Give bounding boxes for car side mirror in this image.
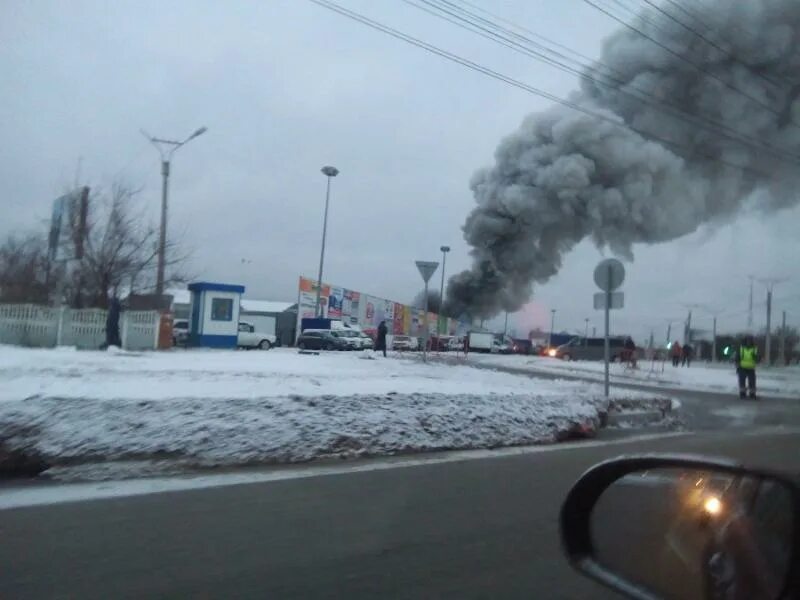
[560,455,800,600]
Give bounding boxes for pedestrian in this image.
[670,340,682,367]
[104,296,122,349]
[735,335,759,399]
[376,320,388,357]
[682,343,693,367]
[623,336,637,368]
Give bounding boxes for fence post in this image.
[121,312,129,350]
[56,307,66,347]
[153,312,161,350]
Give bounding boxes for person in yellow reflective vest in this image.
[734,335,759,399]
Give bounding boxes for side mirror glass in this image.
[561,457,799,600]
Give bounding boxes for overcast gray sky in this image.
[2,0,798,342]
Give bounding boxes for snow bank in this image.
[0,346,668,478]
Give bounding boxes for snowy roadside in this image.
[0,346,674,480]
[467,354,800,399]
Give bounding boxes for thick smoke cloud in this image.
[447,0,800,318]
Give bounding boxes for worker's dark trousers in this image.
[737,368,756,397]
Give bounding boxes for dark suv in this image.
[296,330,349,351]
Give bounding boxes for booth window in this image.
[211,298,233,321]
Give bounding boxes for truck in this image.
[468,331,494,353]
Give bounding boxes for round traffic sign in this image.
[594,258,625,292]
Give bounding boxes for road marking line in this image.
[2,429,795,510]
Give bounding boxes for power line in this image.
[306,0,780,179]
[404,0,800,166]
[661,0,798,88]
[638,0,786,91]
[580,0,800,131]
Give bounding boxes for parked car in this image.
[492,339,514,354]
[336,329,363,350]
[511,339,532,355]
[237,321,277,350]
[430,335,454,351]
[172,319,189,346]
[296,329,350,351]
[447,336,465,352]
[392,335,418,351]
[358,331,374,350]
[545,336,627,361]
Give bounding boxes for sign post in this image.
[415,260,439,363]
[593,259,625,398]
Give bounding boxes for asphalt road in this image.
[2,429,799,599]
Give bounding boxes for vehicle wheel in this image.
[298,341,306,350]
[258,339,272,350]
[562,353,571,361]
[323,343,333,351]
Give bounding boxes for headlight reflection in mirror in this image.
[590,467,793,600]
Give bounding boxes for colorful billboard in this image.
[296,275,468,339]
[328,286,344,318]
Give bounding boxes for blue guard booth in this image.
[187,282,246,348]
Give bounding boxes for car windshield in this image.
[3,2,797,599]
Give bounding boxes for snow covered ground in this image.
[468,354,800,399]
[0,345,670,479]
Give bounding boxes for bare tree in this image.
[0,233,52,303]
[69,183,165,308]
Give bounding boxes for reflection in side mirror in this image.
[561,457,799,600]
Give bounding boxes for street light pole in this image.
[438,245,450,334]
[548,309,556,348]
[142,126,207,296]
[315,166,339,317]
[584,318,589,345]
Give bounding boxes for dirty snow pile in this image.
[0,345,663,477]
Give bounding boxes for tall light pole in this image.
[315,166,339,317]
[759,278,787,366]
[438,245,450,334]
[584,318,589,344]
[142,126,207,296]
[548,309,556,348]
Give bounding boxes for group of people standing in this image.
[669,341,694,367]
[669,337,760,399]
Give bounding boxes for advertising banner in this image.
[393,302,404,334]
[364,296,377,328]
[297,274,456,340]
[328,286,344,318]
[384,300,394,322]
[299,276,329,298]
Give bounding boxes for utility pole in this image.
[712,316,717,363]
[438,246,450,334]
[780,310,787,366]
[666,322,672,347]
[142,127,207,296]
[584,318,589,345]
[503,311,509,337]
[759,278,787,366]
[765,289,773,365]
[548,309,556,348]
[684,310,692,345]
[747,275,754,330]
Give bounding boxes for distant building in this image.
[240,299,297,347]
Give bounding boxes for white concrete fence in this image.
[0,304,161,350]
